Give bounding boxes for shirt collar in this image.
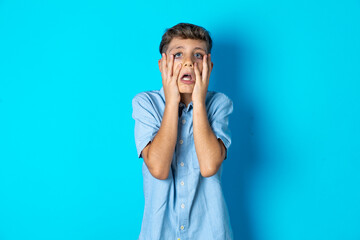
[160,86,193,113]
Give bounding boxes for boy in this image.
[132,23,234,240]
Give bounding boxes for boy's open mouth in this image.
[180,73,194,82]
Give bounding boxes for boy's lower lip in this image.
[180,79,194,85]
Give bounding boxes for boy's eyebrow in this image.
[168,46,184,52]
[193,47,206,52]
[169,46,206,53]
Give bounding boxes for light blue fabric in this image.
[132,87,234,240]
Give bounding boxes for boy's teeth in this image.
[183,77,191,80]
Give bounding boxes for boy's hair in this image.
[159,23,212,55]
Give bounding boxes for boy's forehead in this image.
[167,38,207,53]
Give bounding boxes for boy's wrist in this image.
[165,100,180,109]
[192,100,206,109]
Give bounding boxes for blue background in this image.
[1,0,359,239]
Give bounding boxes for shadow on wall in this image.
[211,31,262,240]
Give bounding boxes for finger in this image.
[202,54,208,81]
[167,54,174,79]
[194,62,201,83]
[172,63,182,81]
[208,54,212,73]
[161,53,167,77]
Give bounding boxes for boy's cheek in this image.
[174,59,181,66]
[174,63,181,69]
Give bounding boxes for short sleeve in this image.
[132,93,161,158]
[208,93,233,160]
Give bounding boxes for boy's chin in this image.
[178,84,194,94]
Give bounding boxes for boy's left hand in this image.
[192,54,213,105]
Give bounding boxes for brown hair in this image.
[159,23,212,55]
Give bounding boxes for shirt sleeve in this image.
[132,93,161,158]
[208,93,233,160]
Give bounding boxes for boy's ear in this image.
[158,59,162,73]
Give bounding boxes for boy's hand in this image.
[192,54,212,105]
[160,53,182,105]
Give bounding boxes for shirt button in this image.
[181,203,185,209]
[180,225,185,230]
[180,162,184,167]
[182,119,186,124]
[179,139,183,144]
[180,181,184,186]
[177,238,181,240]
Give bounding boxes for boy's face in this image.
[158,37,213,94]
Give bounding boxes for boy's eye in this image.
[174,52,182,58]
[194,53,203,59]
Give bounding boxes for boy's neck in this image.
[180,93,192,107]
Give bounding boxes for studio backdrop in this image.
[0,0,359,239]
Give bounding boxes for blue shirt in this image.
[132,87,234,240]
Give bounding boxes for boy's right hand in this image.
[160,53,182,105]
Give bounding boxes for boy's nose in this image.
[183,56,194,67]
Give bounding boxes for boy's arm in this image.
[192,54,226,178]
[193,103,226,178]
[142,101,179,180]
[142,53,182,180]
